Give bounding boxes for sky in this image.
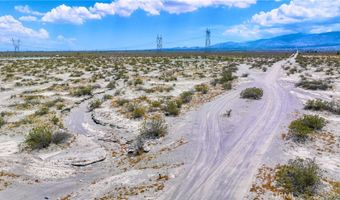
[0,0,340,51]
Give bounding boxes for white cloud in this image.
[224,24,292,41]
[0,15,48,41]
[15,5,44,16]
[42,4,102,25]
[252,0,340,26]
[223,0,340,41]
[19,15,37,22]
[41,0,256,24]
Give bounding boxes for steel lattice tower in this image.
[156,34,163,50]
[11,38,21,52]
[205,29,211,48]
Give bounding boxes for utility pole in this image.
[205,29,211,48]
[156,34,162,50]
[11,38,21,52]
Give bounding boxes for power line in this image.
[11,38,21,52]
[156,34,163,50]
[205,28,211,48]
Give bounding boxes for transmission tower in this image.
[156,34,162,50]
[205,29,211,48]
[11,38,21,52]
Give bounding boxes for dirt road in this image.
[161,53,300,200]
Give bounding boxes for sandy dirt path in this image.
[161,53,299,200]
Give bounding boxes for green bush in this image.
[289,115,326,141]
[0,116,5,127]
[305,99,340,115]
[276,158,321,197]
[296,80,332,90]
[89,99,102,111]
[195,84,209,94]
[240,87,263,100]
[25,126,52,150]
[165,100,180,116]
[116,98,129,106]
[140,115,168,139]
[71,85,92,96]
[134,77,143,86]
[180,91,193,104]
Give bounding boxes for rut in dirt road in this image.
[162,54,300,200]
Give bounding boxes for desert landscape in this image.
[0,51,338,200]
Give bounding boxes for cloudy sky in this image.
[0,0,339,51]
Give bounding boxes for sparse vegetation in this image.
[51,131,71,144]
[276,158,321,197]
[240,87,263,100]
[195,84,209,94]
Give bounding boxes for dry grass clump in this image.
[71,85,93,96]
[305,99,340,115]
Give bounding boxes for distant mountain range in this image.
[172,32,340,51]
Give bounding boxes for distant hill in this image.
[210,32,340,51]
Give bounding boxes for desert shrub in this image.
[276,158,321,197]
[222,82,232,90]
[165,100,180,116]
[140,115,168,139]
[296,80,332,90]
[195,84,209,94]
[304,99,340,115]
[51,115,60,125]
[180,91,193,104]
[240,87,263,100]
[71,85,93,96]
[151,100,162,108]
[241,73,249,77]
[89,99,102,111]
[134,77,143,86]
[56,103,65,110]
[35,107,49,116]
[106,81,116,89]
[25,126,52,150]
[0,116,5,127]
[131,106,146,119]
[116,98,129,106]
[219,69,234,84]
[51,131,71,144]
[102,94,113,100]
[289,115,326,141]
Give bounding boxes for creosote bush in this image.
[276,158,321,197]
[132,106,146,119]
[140,115,168,139]
[240,87,263,100]
[288,115,326,141]
[25,126,52,150]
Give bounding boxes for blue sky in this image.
[0,0,339,51]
